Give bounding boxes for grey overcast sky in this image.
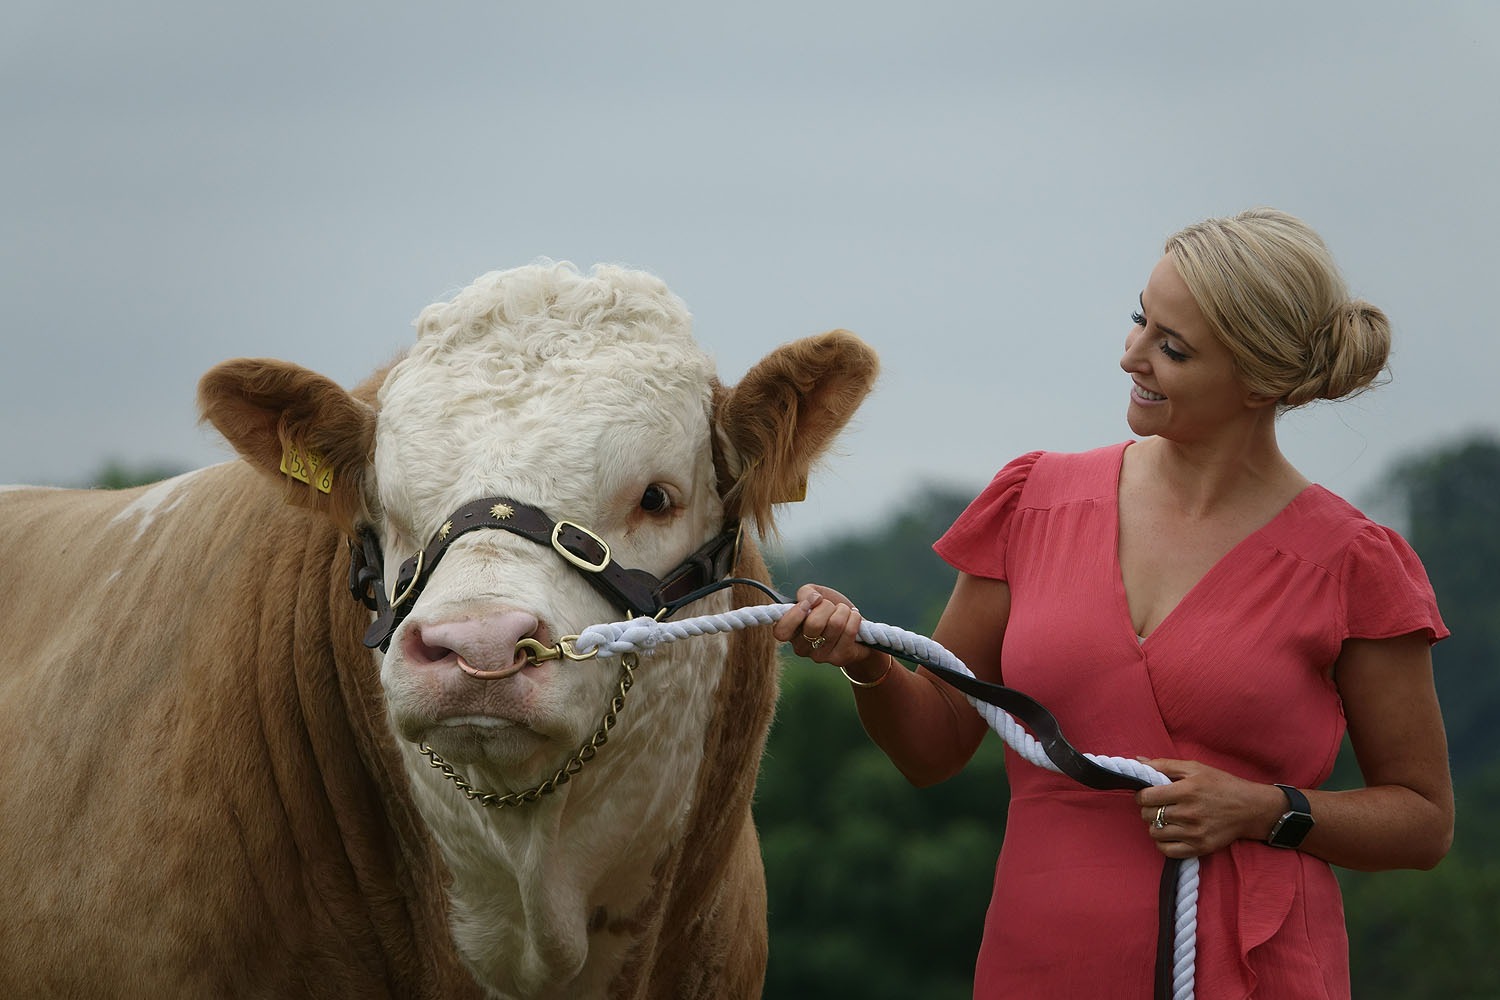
[3,1,1496,548]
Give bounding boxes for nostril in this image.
[404,625,458,669]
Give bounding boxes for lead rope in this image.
[571,605,1199,1000]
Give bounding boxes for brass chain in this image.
[416,652,638,809]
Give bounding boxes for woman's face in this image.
[1119,255,1262,443]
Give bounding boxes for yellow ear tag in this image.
[772,475,808,504]
[279,443,334,494]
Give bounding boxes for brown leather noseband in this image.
[349,497,741,652]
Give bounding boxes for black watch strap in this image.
[1267,783,1315,848]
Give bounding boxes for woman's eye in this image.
[640,484,673,514]
[1159,341,1188,363]
[1130,309,1146,327]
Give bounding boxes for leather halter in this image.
[349,496,741,652]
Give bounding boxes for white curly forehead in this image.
[374,262,719,530]
[413,261,701,360]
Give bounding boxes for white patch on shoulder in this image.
[107,469,203,542]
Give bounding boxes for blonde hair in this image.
[1165,208,1390,408]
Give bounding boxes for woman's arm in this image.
[1136,631,1454,869]
[773,573,1010,787]
[1302,631,1454,870]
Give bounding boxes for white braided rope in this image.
[575,606,1199,1000]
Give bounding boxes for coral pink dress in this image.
[932,444,1446,999]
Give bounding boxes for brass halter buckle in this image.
[551,520,611,573]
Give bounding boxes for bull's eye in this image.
[640,484,673,515]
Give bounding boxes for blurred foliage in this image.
[88,460,187,489]
[1341,760,1500,998]
[1372,436,1500,779]
[766,485,974,637]
[758,662,1007,1000]
[1340,434,1500,997]
[761,486,998,1000]
[757,435,1500,998]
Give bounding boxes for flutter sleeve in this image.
[1339,523,1450,644]
[931,451,1042,582]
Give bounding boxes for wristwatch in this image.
[1267,783,1315,848]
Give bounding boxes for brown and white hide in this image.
[0,262,878,999]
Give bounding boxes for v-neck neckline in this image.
[1111,442,1317,647]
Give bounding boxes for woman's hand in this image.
[1134,758,1285,858]
[774,573,1006,786]
[771,583,889,682]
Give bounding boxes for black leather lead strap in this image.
[1154,857,1183,999]
[860,643,1151,793]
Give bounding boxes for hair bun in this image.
[1285,298,1390,406]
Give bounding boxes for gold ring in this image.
[1153,805,1168,830]
[804,635,826,650]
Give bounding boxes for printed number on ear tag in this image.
[280,444,334,494]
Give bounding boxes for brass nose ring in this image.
[457,654,527,681]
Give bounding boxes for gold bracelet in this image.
[840,655,894,688]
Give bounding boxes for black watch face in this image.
[1272,812,1315,846]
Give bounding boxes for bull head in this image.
[195,262,876,994]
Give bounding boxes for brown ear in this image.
[714,329,879,534]
[198,358,376,535]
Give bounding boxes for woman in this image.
[774,208,1453,998]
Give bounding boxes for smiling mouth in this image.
[1132,384,1166,402]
